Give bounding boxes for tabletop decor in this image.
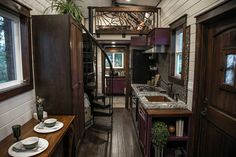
[8,138,49,157]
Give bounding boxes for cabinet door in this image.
[106,77,125,94]
[76,25,85,137]
[70,22,84,139]
[138,106,147,152]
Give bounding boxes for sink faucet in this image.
[156,79,173,98]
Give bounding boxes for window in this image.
[220,49,236,92]
[105,52,124,69]
[0,0,33,101]
[175,28,183,78]
[0,10,23,90]
[224,54,236,86]
[169,15,187,85]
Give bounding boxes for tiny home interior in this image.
[0,0,236,157]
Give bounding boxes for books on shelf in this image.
[176,119,184,137]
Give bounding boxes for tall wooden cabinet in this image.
[32,15,84,150]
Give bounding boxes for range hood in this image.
[144,45,168,53]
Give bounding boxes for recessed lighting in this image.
[126,0,131,2]
[111,41,116,44]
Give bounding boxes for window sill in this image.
[168,76,184,86]
[0,82,33,101]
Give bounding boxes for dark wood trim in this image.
[195,0,236,23]
[125,46,130,109]
[168,15,187,86]
[191,23,206,157]
[0,0,31,17]
[0,2,33,101]
[146,108,192,117]
[93,6,160,12]
[169,14,187,29]
[192,1,236,157]
[96,29,150,35]
[168,76,184,85]
[98,40,130,45]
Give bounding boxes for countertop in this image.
[132,84,187,109]
[0,115,74,157]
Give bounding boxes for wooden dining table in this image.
[0,115,74,157]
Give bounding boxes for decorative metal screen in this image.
[94,7,160,34]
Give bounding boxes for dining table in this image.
[0,115,74,157]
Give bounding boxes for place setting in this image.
[8,125,49,157]
[33,97,64,134]
[33,118,64,134]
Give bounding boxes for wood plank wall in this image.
[0,0,52,141]
[158,0,224,110]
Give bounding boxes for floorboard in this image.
[78,108,143,157]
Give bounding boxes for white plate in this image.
[8,138,49,157]
[33,121,64,134]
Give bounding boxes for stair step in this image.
[85,82,96,89]
[93,111,113,117]
[84,62,93,64]
[84,72,95,76]
[92,101,111,109]
[94,93,105,100]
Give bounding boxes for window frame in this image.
[220,48,236,92]
[105,50,125,69]
[168,15,187,85]
[0,0,33,101]
[0,9,23,89]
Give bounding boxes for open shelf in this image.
[168,136,189,142]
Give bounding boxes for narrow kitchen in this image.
[0,0,236,157]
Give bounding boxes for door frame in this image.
[101,44,130,109]
[192,1,236,157]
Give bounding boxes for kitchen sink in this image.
[145,96,172,102]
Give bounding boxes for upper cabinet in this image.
[147,28,170,46]
[145,28,170,53]
[130,36,147,47]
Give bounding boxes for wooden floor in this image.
[78,108,143,157]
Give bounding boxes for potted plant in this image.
[45,0,83,22]
[152,121,169,157]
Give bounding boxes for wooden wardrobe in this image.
[32,15,84,149]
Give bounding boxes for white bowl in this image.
[21,137,39,149]
[44,118,57,127]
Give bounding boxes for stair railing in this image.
[80,23,114,125]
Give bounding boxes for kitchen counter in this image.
[131,84,187,109]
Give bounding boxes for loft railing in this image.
[88,6,160,35]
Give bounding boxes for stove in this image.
[136,86,156,92]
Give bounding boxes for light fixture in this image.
[126,0,131,2]
[111,41,116,44]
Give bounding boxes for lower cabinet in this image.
[138,104,147,152]
[106,76,126,94]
